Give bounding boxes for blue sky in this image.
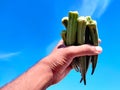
[0,0,120,90]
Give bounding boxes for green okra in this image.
[78,56,86,85]
[80,27,92,83]
[77,17,87,85]
[91,55,98,75]
[86,20,98,46]
[61,11,100,85]
[62,17,68,29]
[64,11,79,73]
[72,58,80,72]
[80,58,92,83]
[61,11,80,72]
[66,11,78,46]
[77,17,86,45]
[85,26,92,73]
[61,30,67,45]
[86,19,99,75]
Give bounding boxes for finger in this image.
[56,39,101,48]
[65,44,102,58]
[55,40,65,49]
[52,40,65,51]
[57,40,64,46]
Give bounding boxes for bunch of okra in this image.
[61,11,99,85]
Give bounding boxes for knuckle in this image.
[65,46,76,58]
[82,44,96,54]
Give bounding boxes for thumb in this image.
[65,44,102,58]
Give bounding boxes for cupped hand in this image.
[43,39,102,85]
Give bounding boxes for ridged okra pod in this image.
[77,17,87,85]
[61,30,67,45]
[80,21,92,84]
[62,17,68,29]
[86,18,99,75]
[85,25,92,74]
[61,11,80,72]
[61,17,68,46]
[66,11,78,46]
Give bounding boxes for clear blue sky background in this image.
[0,0,120,90]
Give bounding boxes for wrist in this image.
[1,57,54,90]
[38,57,54,89]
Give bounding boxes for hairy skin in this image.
[0,40,102,90]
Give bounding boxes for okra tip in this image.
[69,11,79,14]
[86,16,92,21]
[77,16,87,22]
[62,17,68,22]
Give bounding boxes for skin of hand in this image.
[0,39,102,90]
[41,39,102,85]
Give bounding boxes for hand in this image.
[0,40,102,90]
[41,39,102,85]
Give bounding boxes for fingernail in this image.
[95,46,102,53]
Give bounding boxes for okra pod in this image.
[66,11,78,46]
[86,19,99,75]
[61,30,67,45]
[77,17,87,85]
[62,17,68,29]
